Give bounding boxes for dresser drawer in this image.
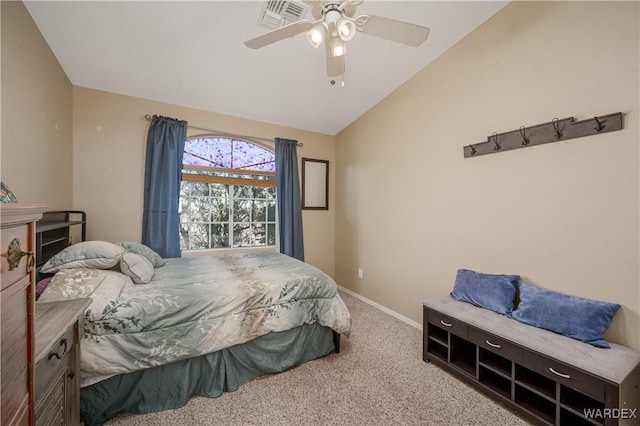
[427,309,468,338]
[469,326,522,363]
[519,350,605,402]
[34,373,65,426]
[1,275,32,426]
[1,224,32,291]
[35,326,74,401]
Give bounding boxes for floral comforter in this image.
[38,252,352,387]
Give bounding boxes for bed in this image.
[37,242,352,425]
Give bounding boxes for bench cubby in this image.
[423,296,640,426]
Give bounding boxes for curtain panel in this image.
[142,115,187,258]
[275,138,304,261]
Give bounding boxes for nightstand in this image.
[34,299,91,426]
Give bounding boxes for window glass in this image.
[179,137,276,251]
[183,137,275,171]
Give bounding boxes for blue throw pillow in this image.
[509,281,620,348]
[450,269,519,315]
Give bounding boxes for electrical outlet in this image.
[358,268,363,279]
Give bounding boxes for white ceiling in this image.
[24,1,508,135]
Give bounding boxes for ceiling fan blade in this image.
[325,40,345,77]
[244,20,315,49]
[360,14,430,47]
[304,0,325,20]
[339,0,363,18]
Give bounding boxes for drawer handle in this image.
[485,339,501,349]
[549,367,571,379]
[48,338,68,361]
[7,238,34,272]
[440,320,452,327]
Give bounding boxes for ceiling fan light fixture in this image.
[336,17,356,41]
[244,0,432,80]
[305,22,327,48]
[330,36,346,57]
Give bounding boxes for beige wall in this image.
[1,1,73,208]
[1,0,336,278]
[335,1,640,350]
[72,87,336,276]
[4,0,639,349]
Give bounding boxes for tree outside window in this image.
[179,137,276,251]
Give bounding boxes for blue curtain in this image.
[275,138,304,261]
[142,115,187,258]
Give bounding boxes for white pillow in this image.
[119,252,155,284]
[40,241,125,273]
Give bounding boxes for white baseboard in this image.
[338,286,422,331]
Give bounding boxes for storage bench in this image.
[423,296,640,426]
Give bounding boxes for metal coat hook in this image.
[469,144,477,156]
[593,116,605,132]
[519,126,530,146]
[491,132,501,151]
[552,118,563,139]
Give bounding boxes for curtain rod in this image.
[143,114,302,147]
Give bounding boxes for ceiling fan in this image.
[244,0,430,82]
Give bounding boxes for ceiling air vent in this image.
[258,0,309,29]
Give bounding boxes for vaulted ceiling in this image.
[25,1,508,135]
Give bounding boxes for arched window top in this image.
[183,136,275,172]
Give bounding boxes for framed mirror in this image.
[301,158,329,210]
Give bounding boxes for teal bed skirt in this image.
[81,323,336,426]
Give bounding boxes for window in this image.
[179,137,276,251]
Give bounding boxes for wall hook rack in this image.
[463,112,623,158]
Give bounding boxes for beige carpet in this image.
[106,290,531,425]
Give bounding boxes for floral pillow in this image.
[40,241,125,273]
[38,268,130,306]
[117,242,165,267]
[119,252,155,284]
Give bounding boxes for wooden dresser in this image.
[1,204,47,425]
[34,299,90,426]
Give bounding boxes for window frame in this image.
[179,136,278,254]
